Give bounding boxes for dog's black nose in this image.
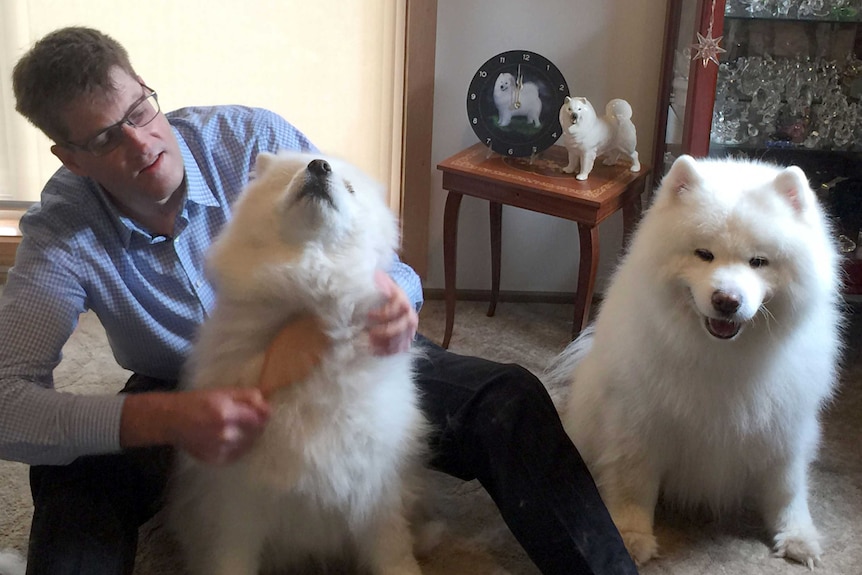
[308,159,332,176]
[711,291,741,315]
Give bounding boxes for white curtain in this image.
[0,0,405,207]
[0,0,47,203]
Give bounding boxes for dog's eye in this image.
[694,249,714,262]
[749,256,768,269]
[343,179,355,194]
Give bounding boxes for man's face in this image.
[51,67,185,219]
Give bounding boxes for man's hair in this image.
[12,26,137,143]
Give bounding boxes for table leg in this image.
[488,201,503,317]
[573,224,599,339]
[442,191,464,349]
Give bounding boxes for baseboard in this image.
[423,288,584,305]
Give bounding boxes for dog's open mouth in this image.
[705,317,742,339]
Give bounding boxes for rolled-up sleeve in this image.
[387,259,423,312]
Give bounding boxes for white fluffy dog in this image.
[559,96,640,180]
[546,155,841,568]
[493,72,542,127]
[168,151,429,575]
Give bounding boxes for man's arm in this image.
[119,387,271,465]
[0,212,276,466]
[0,227,105,465]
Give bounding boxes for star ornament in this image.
[692,31,726,68]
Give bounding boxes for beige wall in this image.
[1,0,404,204]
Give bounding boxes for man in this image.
[0,26,638,575]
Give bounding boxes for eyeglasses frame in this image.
[64,84,160,156]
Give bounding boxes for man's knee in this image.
[474,364,556,424]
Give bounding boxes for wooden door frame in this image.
[399,0,437,279]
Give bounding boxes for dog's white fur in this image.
[0,550,25,575]
[168,151,428,575]
[493,72,542,128]
[546,155,841,568]
[559,96,640,180]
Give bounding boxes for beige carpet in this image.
[1,298,861,574]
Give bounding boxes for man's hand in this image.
[120,388,271,465]
[367,270,418,356]
[166,388,271,464]
[258,314,330,398]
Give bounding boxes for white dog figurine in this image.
[168,151,429,575]
[547,155,840,568]
[559,96,640,180]
[494,72,542,128]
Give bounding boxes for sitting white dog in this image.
[559,96,641,180]
[547,156,840,568]
[168,151,429,575]
[493,72,542,128]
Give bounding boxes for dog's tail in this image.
[0,550,26,575]
[542,324,596,388]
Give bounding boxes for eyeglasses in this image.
[66,85,160,156]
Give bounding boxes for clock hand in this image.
[514,65,522,109]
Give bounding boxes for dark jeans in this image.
[27,335,637,575]
[27,375,174,575]
[413,336,636,575]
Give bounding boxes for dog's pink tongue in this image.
[707,318,740,339]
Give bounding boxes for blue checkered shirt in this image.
[0,105,423,465]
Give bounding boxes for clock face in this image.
[466,50,569,158]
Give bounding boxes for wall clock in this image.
[466,50,570,158]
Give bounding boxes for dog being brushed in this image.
[559,96,640,180]
[546,154,842,568]
[168,151,429,575]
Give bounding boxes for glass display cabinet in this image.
[653,0,862,293]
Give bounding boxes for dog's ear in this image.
[252,152,278,180]
[663,154,701,197]
[774,166,812,214]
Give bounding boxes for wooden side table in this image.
[0,214,23,284]
[437,143,649,348]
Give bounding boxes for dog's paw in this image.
[620,529,658,566]
[774,529,822,569]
